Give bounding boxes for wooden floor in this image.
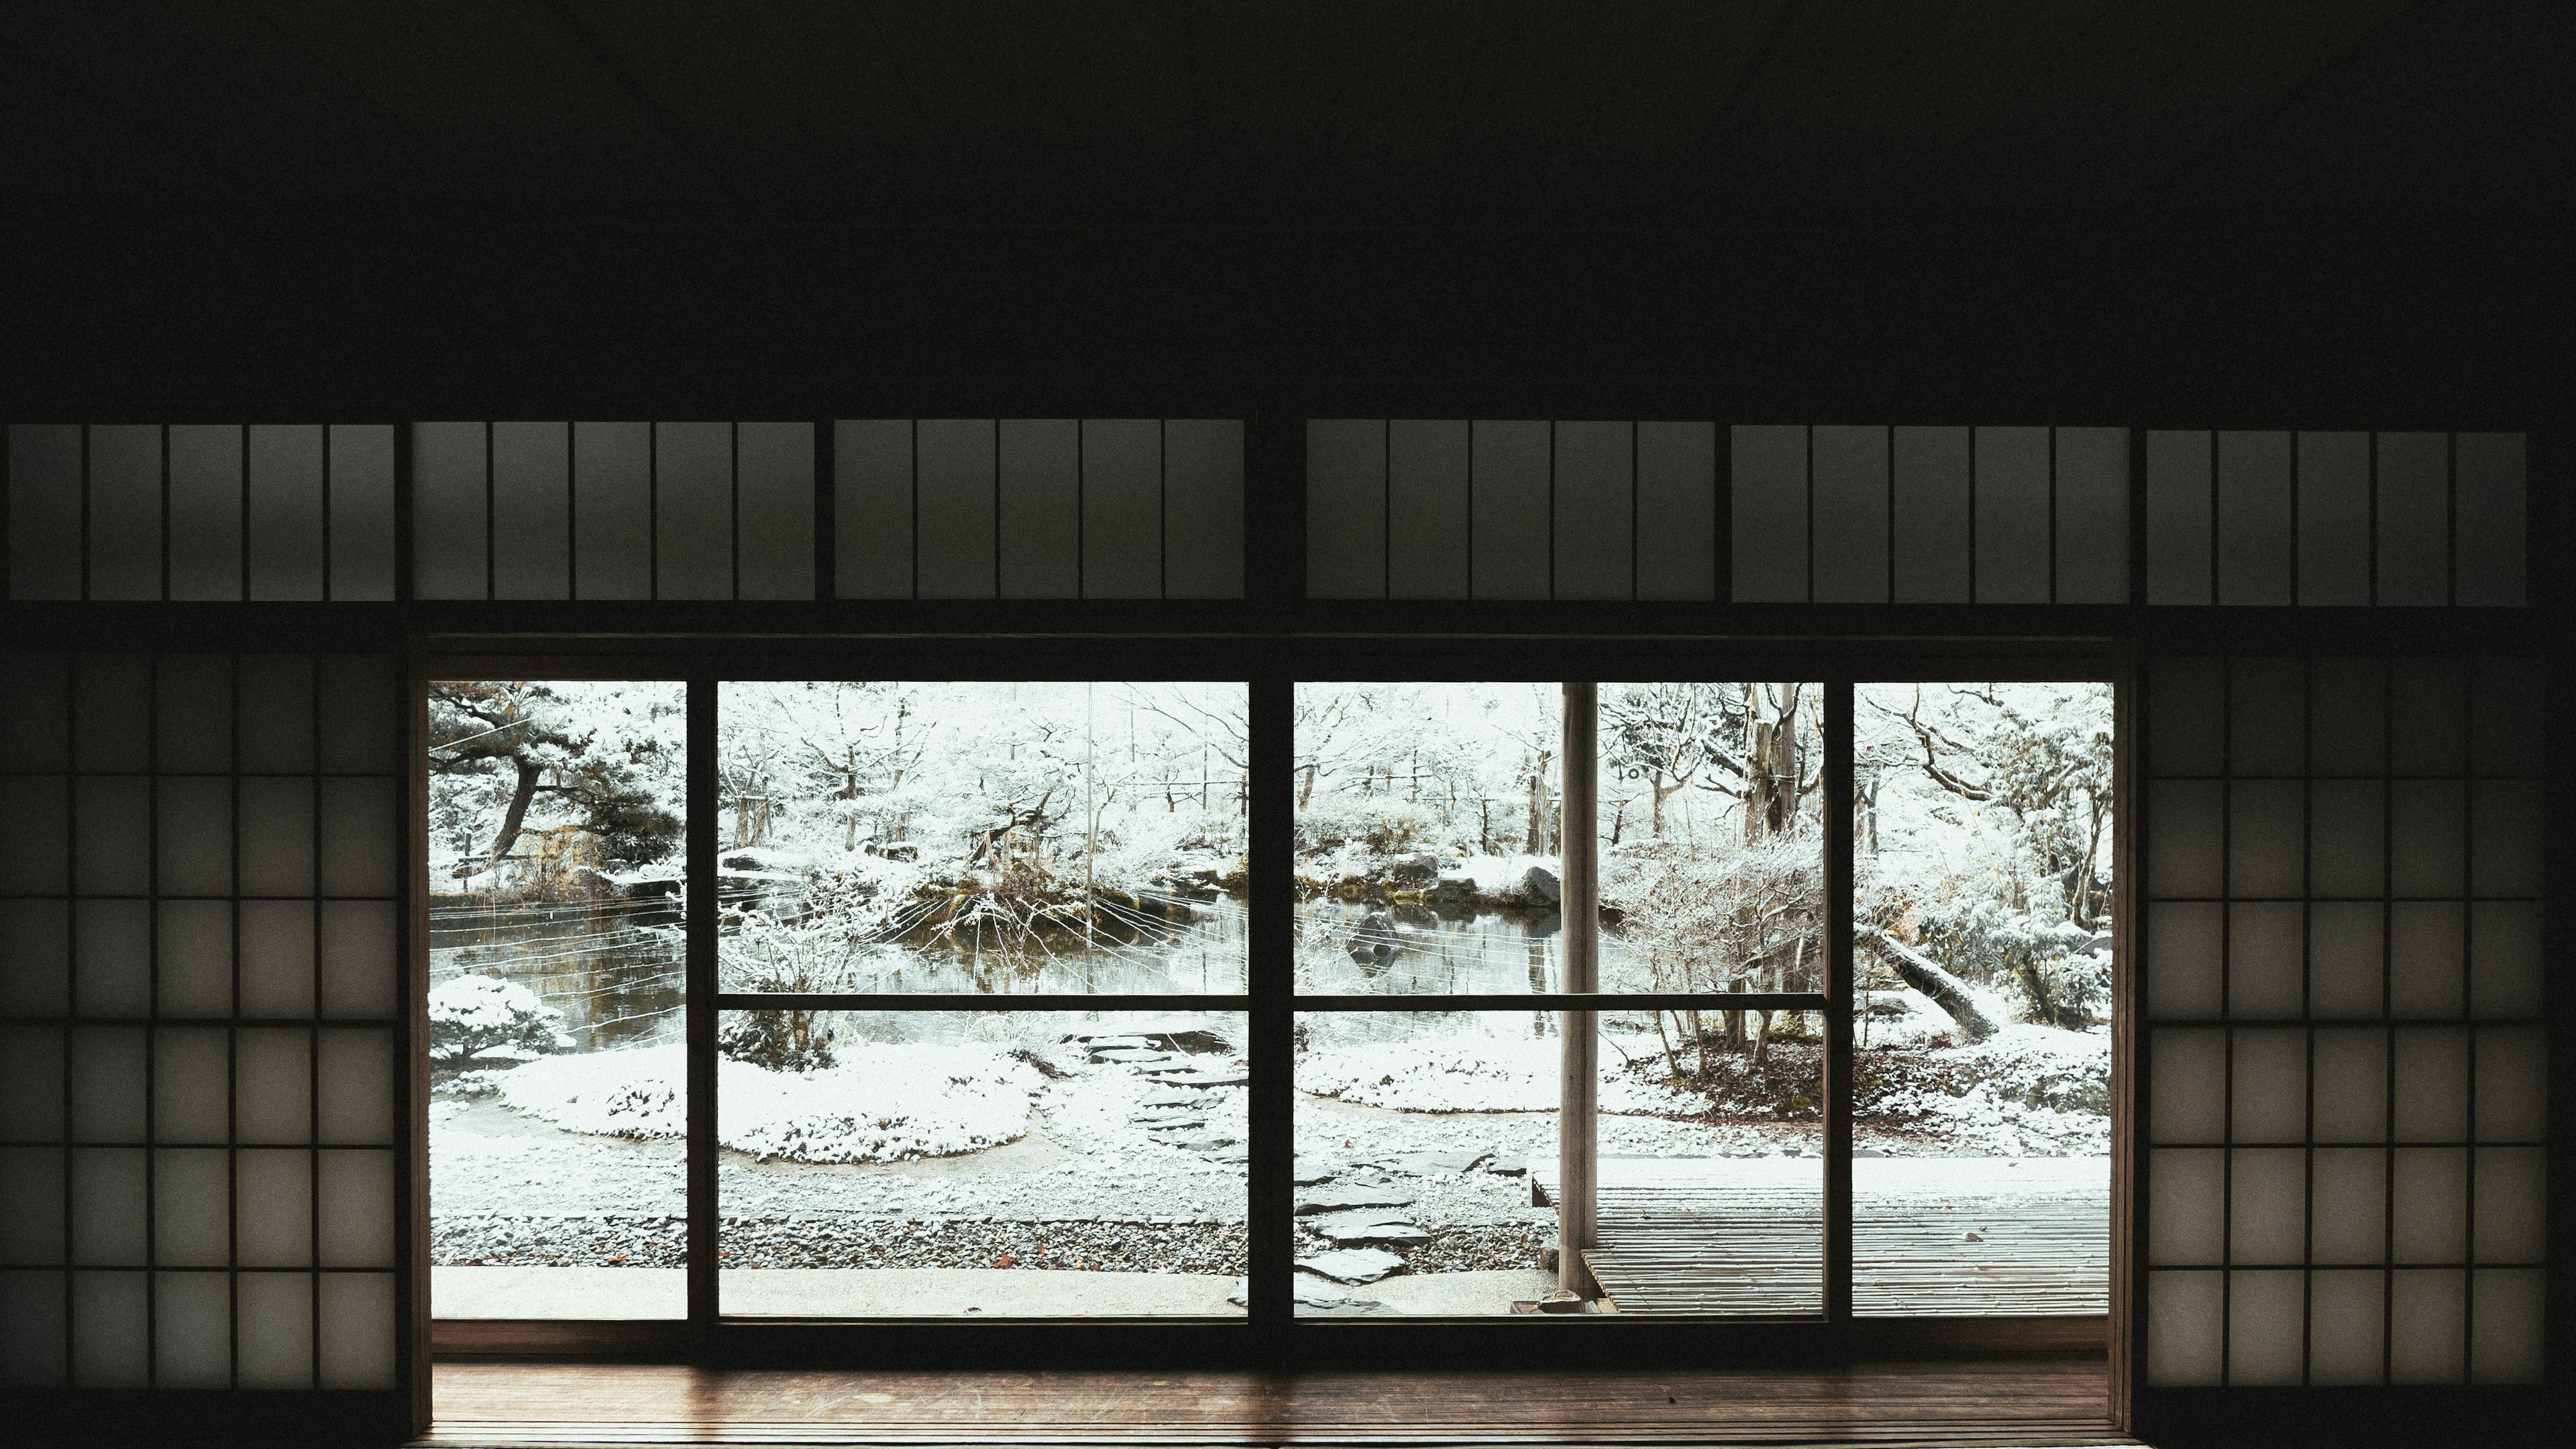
[426,1360,2119,1445]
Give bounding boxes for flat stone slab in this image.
[1377,1148,1492,1177]
[1071,1035,1158,1050]
[1137,1091,1203,1108]
[1312,1211,1432,1247]
[1093,1049,1179,1063]
[1483,1157,1529,1177]
[1140,1117,1207,1132]
[1155,1069,1250,1087]
[1295,1247,1410,1285]
[1171,1135,1240,1152]
[1295,1185,1416,1216]
[1293,1161,1340,1187]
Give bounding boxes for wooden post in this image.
[1559,681,1600,1297]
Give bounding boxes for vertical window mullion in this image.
[1246,676,1295,1332]
[684,673,718,1338]
[1823,679,1854,1324]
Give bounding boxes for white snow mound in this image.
[1301,1035,1688,1115]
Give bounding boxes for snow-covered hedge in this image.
[427,975,574,1063]
[1299,1034,1694,1116]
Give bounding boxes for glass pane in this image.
[1295,682,1824,995]
[717,1008,1246,1318]
[1854,682,2114,1315]
[427,681,688,1321]
[715,683,1248,996]
[1295,1009,1822,1316]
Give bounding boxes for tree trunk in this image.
[470,756,545,877]
[1858,925,1999,1042]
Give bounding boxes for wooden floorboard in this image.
[426,1360,2120,1445]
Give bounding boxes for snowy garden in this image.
[426,676,2111,1316]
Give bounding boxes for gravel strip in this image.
[437,1214,1248,1275]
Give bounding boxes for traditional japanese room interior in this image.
[0,3,2565,1447]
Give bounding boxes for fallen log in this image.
[1858,925,1998,1042]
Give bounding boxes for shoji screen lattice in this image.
[0,654,401,1389]
[2143,657,2548,1385]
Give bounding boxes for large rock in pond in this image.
[1390,851,1440,883]
[1519,865,1561,906]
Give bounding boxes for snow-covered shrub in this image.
[1910,899,2104,1026]
[1294,794,1442,858]
[717,1009,837,1073]
[427,974,573,1063]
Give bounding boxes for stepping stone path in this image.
[1376,1148,1492,1177]
[1095,1049,1179,1064]
[1228,1277,1390,1313]
[1311,1209,1432,1247]
[1157,1068,1250,1087]
[1295,1184,1415,1216]
[1293,1161,1339,1186]
[1295,1246,1409,1285]
[1485,1156,1528,1177]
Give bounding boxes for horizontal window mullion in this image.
[1291,992,1829,1012]
[712,991,1251,1012]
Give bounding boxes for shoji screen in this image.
[2143,657,2548,1385]
[0,653,402,1391]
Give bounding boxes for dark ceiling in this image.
[5,0,2568,226]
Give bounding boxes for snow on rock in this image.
[494,1041,1043,1163]
[1296,1246,1410,1284]
[427,974,574,1062]
[1299,1035,1695,1115]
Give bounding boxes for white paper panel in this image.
[2388,781,2465,897]
[2374,433,2447,605]
[7,425,83,599]
[2226,1269,2304,1385]
[2473,1026,2545,1142]
[2229,1031,2305,1142]
[2146,1270,2222,1385]
[914,419,998,599]
[2394,1028,2469,1141]
[2310,1148,2385,1263]
[74,900,150,1018]
[2388,1269,2465,1383]
[239,900,315,1018]
[2149,1031,2225,1143]
[411,421,488,598]
[72,656,150,769]
[156,904,231,1018]
[153,1271,231,1387]
[0,1148,63,1263]
[834,420,914,599]
[1809,425,1887,603]
[2470,1268,2544,1383]
[319,900,397,1020]
[237,1028,313,1145]
[2468,901,2542,1018]
[490,421,570,600]
[2388,902,2463,1018]
[2228,658,2304,775]
[1468,420,1550,600]
[2310,1029,2387,1143]
[325,425,396,601]
[1078,419,1160,599]
[2053,427,2128,603]
[2145,902,2220,1019]
[69,1148,146,1264]
[0,900,69,1016]
[246,425,325,601]
[2306,780,2383,897]
[234,1270,313,1388]
[69,1026,145,1142]
[2151,662,2229,761]
[655,421,733,600]
[73,775,150,896]
[1973,426,2049,603]
[319,1272,396,1389]
[2451,433,2526,607]
[318,1150,394,1267]
[237,655,315,772]
[235,1150,312,1267]
[316,655,395,772]
[70,1269,148,1387]
[2392,1148,2468,1263]
[572,421,651,599]
[2296,431,2369,605]
[0,1269,68,1385]
[236,779,315,898]
[2229,1148,2306,1264]
[317,1028,393,1145]
[152,1027,229,1143]
[156,777,232,897]
[2468,780,2541,898]
[2143,431,2211,605]
[86,425,162,600]
[1550,421,1632,600]
[2226,904,2302,1019]
[2308,1269,2385,1383]
[153,1147,231,1267]
[2472,1147,2545,1263]
[2215,430,2292,605]
[1,654,71,769]
[318,777,396,898]
[2227,781,2304,898]
[1632,421,1715,600]
[734,422,814,600]
[996,418,1078,599]
[1303,419,1385,598]
[0,1026,64,1141]
[0,775,70,894]
[2389,657,2467,773]
[1889,426,1969,603]
[2469,657,2544,776]
[1386,419,1468,600]
[167,425,244,600]
[2145,781,2222,898]
[1161,419,1244,599]
[2308,658,2385,775]
[2147,1149,2223,1264]
[1730,425,1807,602]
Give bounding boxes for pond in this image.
[1296,896,1657,995]
[429,890,686,1051]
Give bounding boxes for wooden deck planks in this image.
[427,1360,2118,1444]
